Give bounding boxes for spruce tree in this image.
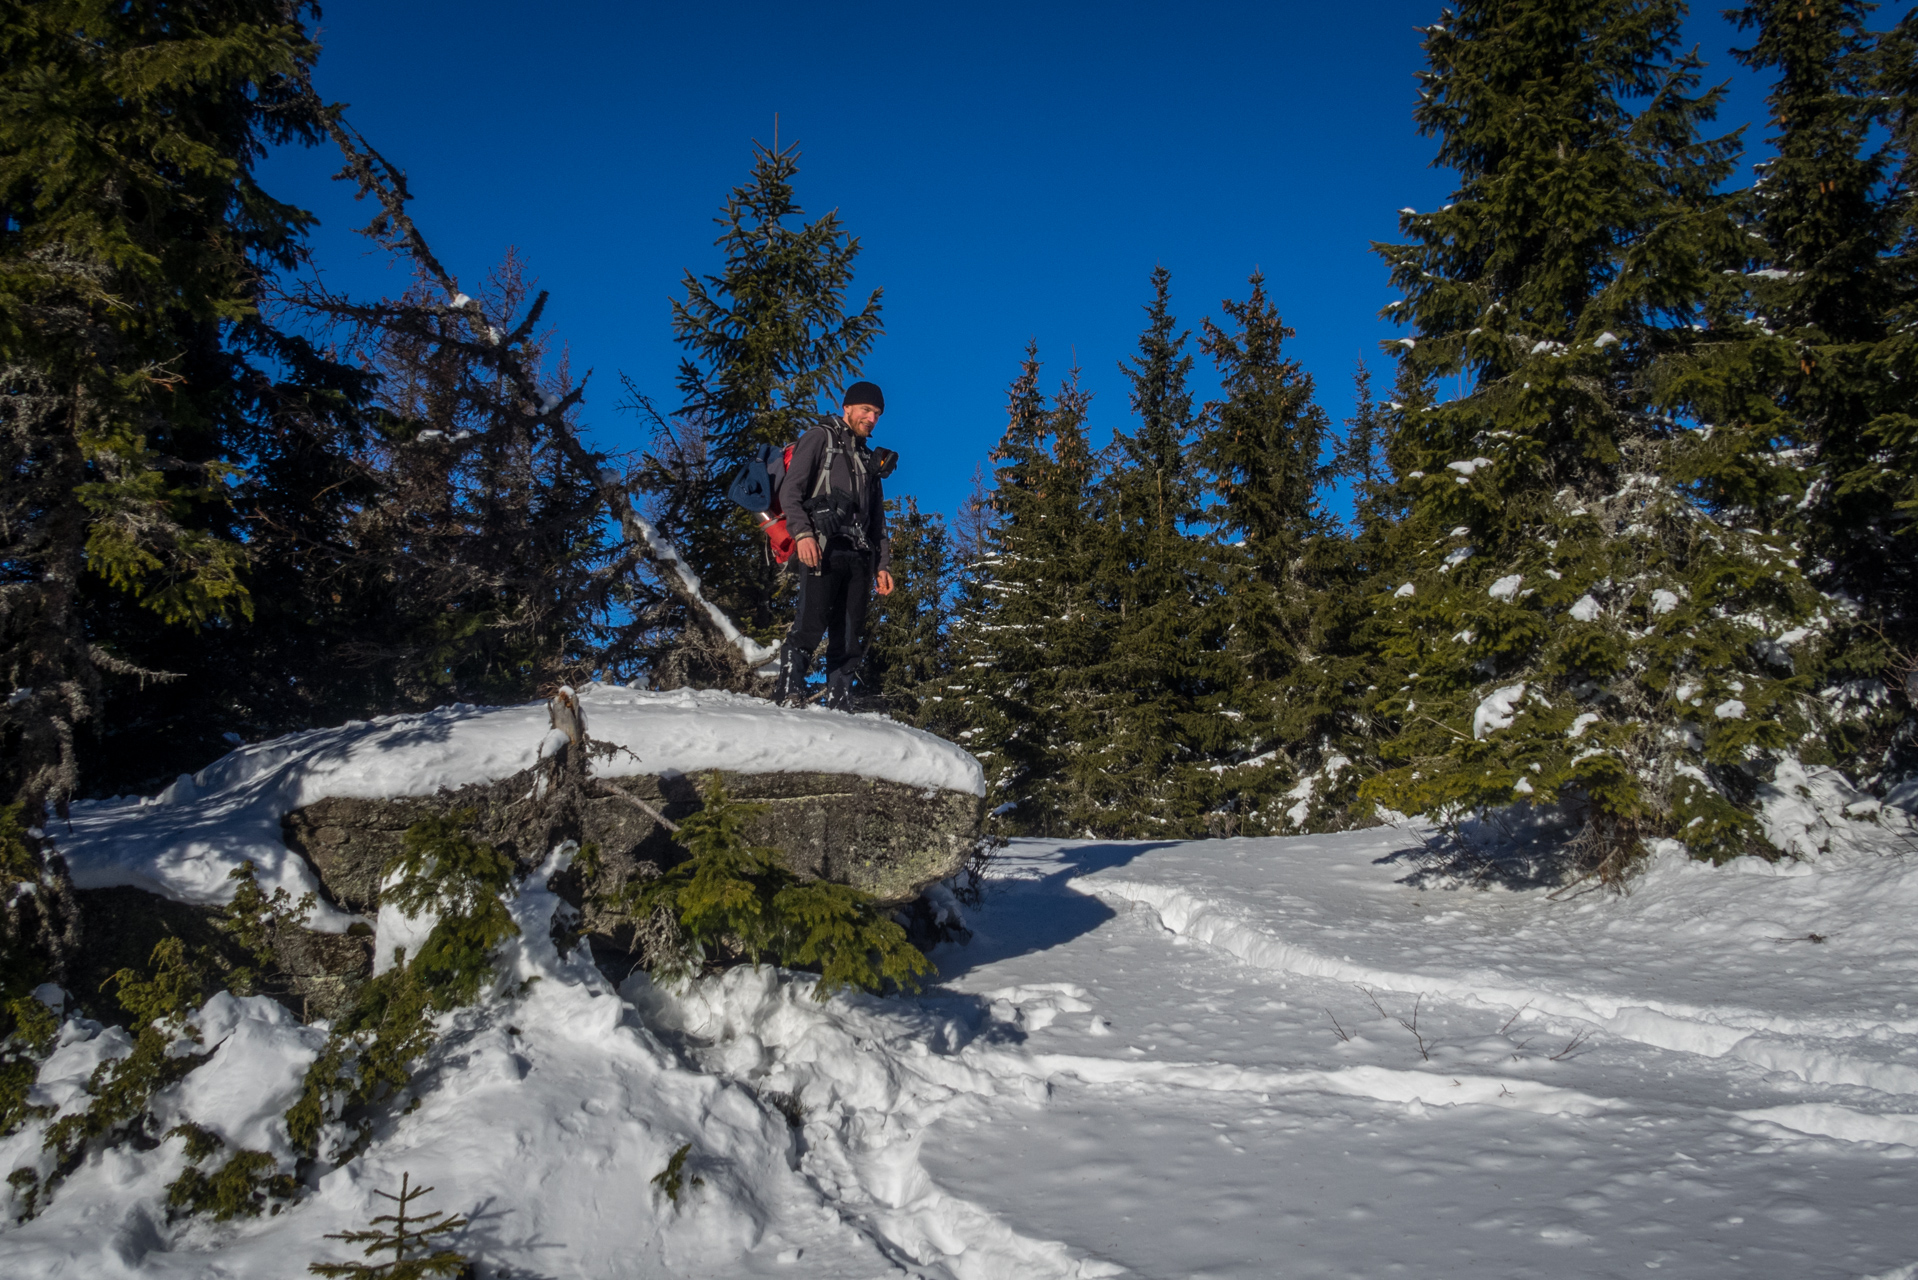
[864,496,953,721]
[1662,0,1913,769]
[0,0,355,816]
[655,139,883,666]
[1192,273,1339,831]
[1363,0,1829,877]
[1074,269,1222,835]
[296,256,617,710]
[1869,9,1918,682]
[928,349,1104,833]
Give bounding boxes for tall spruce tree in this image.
[0,1,379,812]
[929,349,1104,833]
[292,255,617,709]
[1362,0,1836,878]
[1869,9,1918,698]
[1192,272,1339,830]
[1661,0,1914,776]
[0,0,367,1021]
[655,139,882,670]
[1076,268,1222,835]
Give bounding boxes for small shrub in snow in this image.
[309,1171,472,1278]
[627,774,931,998]
[649,1142,704,1206]
[217,859,316,998]
[289,816,519,1161]
[36,938,211,1209]
[0,993,57,1137]
[287,966,436,1163]
[384,813,520,1009]
[164,1121,295,1221]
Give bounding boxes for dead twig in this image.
[1548,1028,1592,1061]
[1360,986,1431,1061]
[1402,994,1431,1061]
[1499,1004,1530,1035]
[1325,1009,1351,1043]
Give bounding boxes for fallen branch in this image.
[597,781,681,834]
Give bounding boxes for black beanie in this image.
[842,380,885,413]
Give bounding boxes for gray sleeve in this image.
[779,427,828,543]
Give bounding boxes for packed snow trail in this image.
[663,828,1918,1279]
[8,817,1918,1276]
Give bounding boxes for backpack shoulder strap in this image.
[809,418,842,502]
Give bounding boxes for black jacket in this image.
[779,416,891,573]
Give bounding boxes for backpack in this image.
[726,442,800,563]
[728,424,884,564]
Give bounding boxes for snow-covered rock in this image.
[55,686,984,928]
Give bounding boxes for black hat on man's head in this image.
[842,381,885,413]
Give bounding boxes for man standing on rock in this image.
[774,381,895,711]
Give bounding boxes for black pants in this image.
[791,547,872,679]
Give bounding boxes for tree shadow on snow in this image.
[930,841,1174,981]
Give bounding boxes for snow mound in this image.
[54,684,983,928]
[1,847,916,1278]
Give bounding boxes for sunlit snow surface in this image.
[52,685,983,928]
[9,813,1918,1277]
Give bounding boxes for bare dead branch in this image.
[1548,1028,1592,1061]
[597,780,681,834]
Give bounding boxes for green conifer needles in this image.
[165,1122,295,1221]
[385,815,520,1010]
[309,1171,472,1279]
[288,816,519,1160]
[650,1142,704,1206]
[629,775,929,999]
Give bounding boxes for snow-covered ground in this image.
[9,800,1918,1277]
[52,685,983,927]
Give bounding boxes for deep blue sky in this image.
[264,0,1811,524]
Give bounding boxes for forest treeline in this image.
[4,0,1917,933]
[880,0,1918,870]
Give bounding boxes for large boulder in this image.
[282,766,983,970]
[68,887,373,1024]
[58,688,987,1021]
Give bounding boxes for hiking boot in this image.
[825,669,855,712]
[774,643,811,708]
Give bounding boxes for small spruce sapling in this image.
[309,1171,472,1279]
